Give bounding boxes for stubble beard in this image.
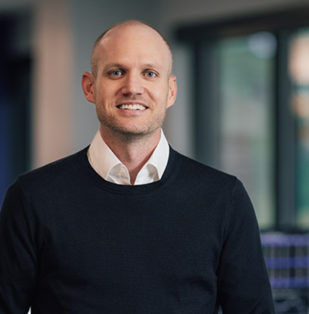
[97,109,167,143]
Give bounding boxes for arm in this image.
[0,182,38,313]
[217,179,275,313]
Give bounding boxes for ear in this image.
[81,72,96,103]
[167,75,177,109]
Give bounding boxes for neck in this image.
[99,126,161,184]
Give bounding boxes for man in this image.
[0,20,274,313]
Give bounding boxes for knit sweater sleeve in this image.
[0,181,38,313]
[217,178,275,313]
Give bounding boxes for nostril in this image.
[122,89,143,96]
[121,78,143,95]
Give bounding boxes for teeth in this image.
[119,104,146,110]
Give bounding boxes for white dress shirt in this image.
[87,129,169,185]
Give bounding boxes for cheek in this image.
[95,86,111,103]
[150,83,170,102]
[100,81,124,101]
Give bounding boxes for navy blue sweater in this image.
[0,147,274,313]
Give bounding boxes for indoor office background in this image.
[0,0,308,313]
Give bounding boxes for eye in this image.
[108,69,124,78]
[144,71,158,78]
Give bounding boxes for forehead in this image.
[95,24,172,70]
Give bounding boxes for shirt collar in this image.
[87,129,169,185]
[144,129,169,180]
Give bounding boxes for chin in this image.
[111,125,160,139]
[99,116,162,139]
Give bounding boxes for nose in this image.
[121,71,143,96]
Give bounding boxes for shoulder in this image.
[169,148,254,228]
[171,150,258,230]
[17,147,89,193]
[170,147,238,192]
[174,150,252,214]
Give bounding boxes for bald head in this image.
[90,20,173,77]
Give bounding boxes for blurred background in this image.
[0,0,308,312]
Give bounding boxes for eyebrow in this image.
[103,63,163,71]
[103,63,125,70]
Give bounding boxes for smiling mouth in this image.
[117,103,148,111]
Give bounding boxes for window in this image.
[217,33,275,227]
[176,6,309,230]
[176,8,309,312]
[289,28,309,228]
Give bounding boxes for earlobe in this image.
[81,72,96,103]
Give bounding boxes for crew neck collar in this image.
[79,145,180,195]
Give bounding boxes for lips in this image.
[117,103,148,110]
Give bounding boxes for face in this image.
[82,23,177,139]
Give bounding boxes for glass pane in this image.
[289,28,309,228]
[217,33,276,228]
